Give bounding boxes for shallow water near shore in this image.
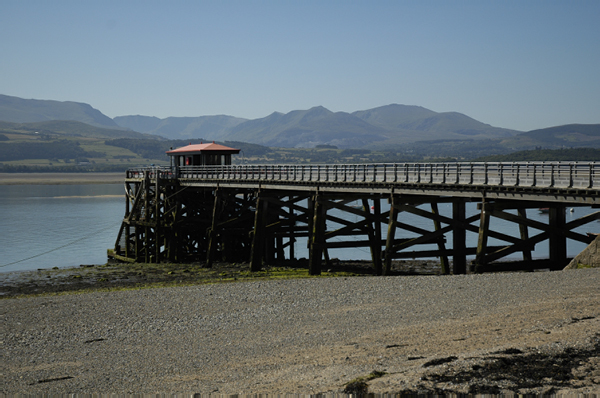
[0,183,597,274]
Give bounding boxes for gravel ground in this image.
[2,268,600,395]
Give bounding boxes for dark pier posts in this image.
[549,205,567,268]
[250,191,269,272]
[154,175,162,264]
[431,202,450,275]
[111,166,599,274]
[471,201,598,272]
[205,189,221,268]
[384,194,399,275]
[518,208,532,262]
[308,192,326,275]
[170,192,183,262]
[475,199,490,271]
[363,197,383,275]
[452,198,467,274]
[287,199,296,260]
[373,198,383,274]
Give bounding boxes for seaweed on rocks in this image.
[424,339,600,393]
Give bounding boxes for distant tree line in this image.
[0,140,105,161]
[396,139,512,159]
[104,138,173,159]
[474,148,600,162]
[105,138,272,160]
[223,141,271,156]
[0,164,131,173]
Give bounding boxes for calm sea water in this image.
[0,184,124,273]
[0,184,597,273]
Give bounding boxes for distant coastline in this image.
[0,172,124,185]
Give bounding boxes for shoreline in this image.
[0,260,442,298]
[0,172,124,185]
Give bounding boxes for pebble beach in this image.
[3,268,599,395]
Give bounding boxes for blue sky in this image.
[1,0,598,131]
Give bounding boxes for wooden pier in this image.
[110,162,599,274]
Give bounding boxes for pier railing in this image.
[127,162,599,189]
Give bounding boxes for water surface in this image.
[0,184,124,273]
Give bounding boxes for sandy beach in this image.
[2,267,599,395]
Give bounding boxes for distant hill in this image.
[352,104,438,128]
[113,104,521,148]
[500,124,600,149]
[0,120,154,140]
[221,106,389,148]
[113,114,247,140]
[0,94,121,129]
[218,104,520,148]
[352,104,520,146]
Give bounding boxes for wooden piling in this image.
[452,198,467,274]
[250,192,268,272]
[363,197,382,275]
[549,205,567,268]
[518,208,532,262]
[431,202,449,274]
[308,193,326,275]
[205,189,221,268]
[384,194,399,275]
[475,200,490,272]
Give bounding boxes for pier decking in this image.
[110,161,599,274]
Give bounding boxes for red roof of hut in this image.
[166,142,240,155]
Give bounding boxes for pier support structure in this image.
[111,171,599,274]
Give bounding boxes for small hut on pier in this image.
[166,142,240,167]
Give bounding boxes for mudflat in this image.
[3,268,599,395]
[0,172,124,185]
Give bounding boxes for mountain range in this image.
[1,94,598,151]
[114,104,521,148]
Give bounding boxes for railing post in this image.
[515,163,520,186]
[442,163,447,184]
[569,163,574,188]
[469,163,474,184]
[589,163,594,189]
[532,164,537,187]
[429,164,433,183]
[484,163,489,185]
[456,163,460,184]
[499,163,504,186]
[550,163,555,187]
